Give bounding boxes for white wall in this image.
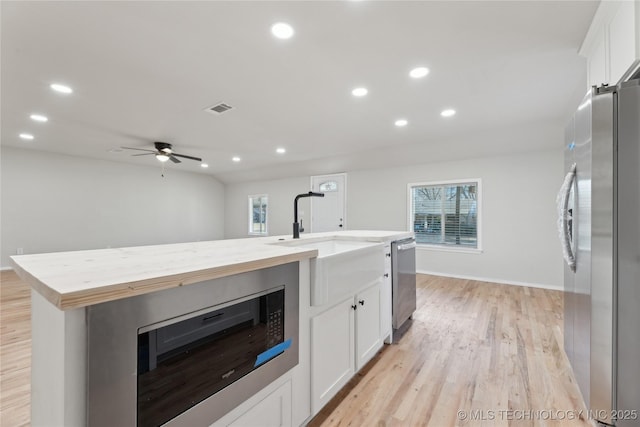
[1,147,225,268]
[3,144,564,288]
[224,176,311,239]
[224,149,564,289]
[347,150,564,289]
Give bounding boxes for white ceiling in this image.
[1,1,598,183]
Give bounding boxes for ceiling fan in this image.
[121,142,202,163]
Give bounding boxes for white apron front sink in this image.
[274,238,384,306]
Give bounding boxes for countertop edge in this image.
[11,262,63,307]
[12,250,317,310]
[11,230,412,310]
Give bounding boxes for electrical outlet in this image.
[16,248,24,255]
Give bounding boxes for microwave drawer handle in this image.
[202,313,224,323]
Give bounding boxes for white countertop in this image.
[10,230,412,310]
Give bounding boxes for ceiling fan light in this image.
[156,153,170,162]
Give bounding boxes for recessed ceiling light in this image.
[50,83,73,94]
[232,156,241,162]
[271,22,294,39]
[409,67,430,78]
[276,147,286,154]
[441,109,456,117]
[395,119,408,127]
[30,114,48,122]
[19,133,34,140]
[201,163,209,168]
[352,87,368,97]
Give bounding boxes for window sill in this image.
[416,244,483,254]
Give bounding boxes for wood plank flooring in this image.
[1,270,31,427]
[0,271,592,427]
[308,275,593,427]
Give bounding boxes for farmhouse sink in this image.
[274,238,384,306]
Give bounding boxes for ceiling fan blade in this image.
[172,152,202,162]
[121,146,156,153]
[169,155,181,164]
[131,153,156,157]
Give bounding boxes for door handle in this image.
[557,163,577,272]
[398,242,416,251]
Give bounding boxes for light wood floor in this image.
[308,275,592,427]
[0,271,591,427]
[1,271,31,427]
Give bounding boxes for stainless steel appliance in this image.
[391,237,417,330]
[87,262,299,427]
[559,73,640,426]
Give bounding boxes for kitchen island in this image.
[11,230,412,427]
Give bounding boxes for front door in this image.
[310,173,346,232]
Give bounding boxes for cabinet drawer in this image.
[228,380,292,427]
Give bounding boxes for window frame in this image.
[248,194,269,236]
[407,178,482,253]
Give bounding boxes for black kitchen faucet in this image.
[293,191,324,238]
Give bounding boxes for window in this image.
[248,194,268,235]
[408,180,481,250]
[318,180,338,192]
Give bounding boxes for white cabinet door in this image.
[588,26,608,87]
[355,281,382,371]
[581,0,639,90]
[227,380,292,427]
[609,0,637,83]
[380,244,393,344]
[310,297,355,414]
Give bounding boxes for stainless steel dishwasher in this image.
[392,237,416,330]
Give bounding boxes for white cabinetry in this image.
[310,280,383,414]
[227,380,292,427]
[355,282,382,370]
[310,297,355,412]
[587,25,607,88]
[581,1,640,88]
[380,244,393,344]
[609,1,637,82]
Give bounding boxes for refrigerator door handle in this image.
[557,163,577,272]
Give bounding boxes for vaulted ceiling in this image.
[1,1,598,183]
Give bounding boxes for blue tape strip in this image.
[254,338,292,367]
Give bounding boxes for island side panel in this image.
[292,258,311,426]
[31,290,86,427]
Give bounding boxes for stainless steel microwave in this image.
[86,262,299,426]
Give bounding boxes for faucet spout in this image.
[293,191,325,238]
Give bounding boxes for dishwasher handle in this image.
[397,241,416,251]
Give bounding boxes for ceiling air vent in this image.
[205,103,233,115]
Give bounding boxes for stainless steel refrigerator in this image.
[559,72,640,426]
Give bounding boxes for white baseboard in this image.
[416,269,563,292]
[0,266,13,272]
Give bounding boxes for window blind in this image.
[410,181,478,248]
